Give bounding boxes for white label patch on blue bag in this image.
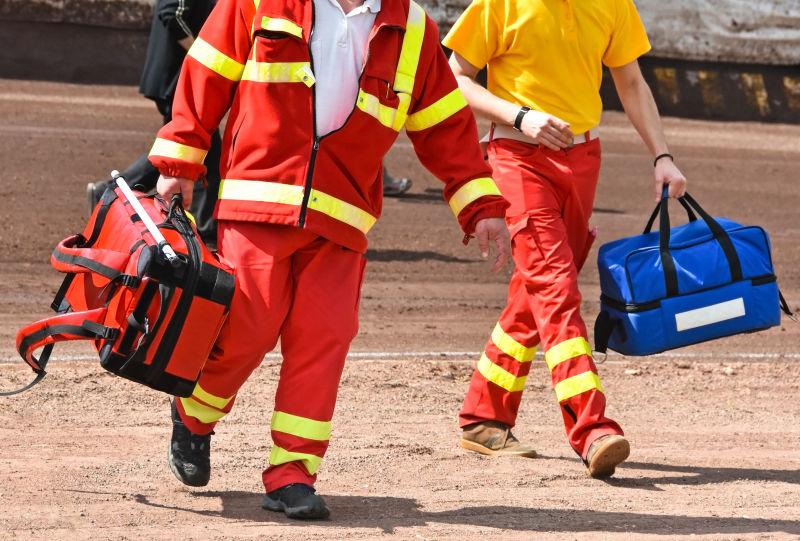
[675,298,746,332]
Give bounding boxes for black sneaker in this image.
[86,181,110,214]
[168,399,211,487]
[262,483,330,520]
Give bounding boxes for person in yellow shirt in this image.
[445,0,687,477]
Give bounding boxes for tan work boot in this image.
[585,434,630,479]
[460,421,537,458]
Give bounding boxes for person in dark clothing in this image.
[87,0,221,246]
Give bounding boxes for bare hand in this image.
[474,218,510,273]
[520,110,574,151]
[157,175,195,207]
[178,36,195,51]
[654,158,687,201]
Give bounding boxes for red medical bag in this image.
[11,180,235,397]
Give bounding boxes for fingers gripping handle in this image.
[111,171,180,266]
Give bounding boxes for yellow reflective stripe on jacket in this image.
[448,177,502,217]
[477,353,527,393]
[179,397,227,424]
[269,446,323,475]
[544,337,593,371]
[405,89,468,132]
[554,371,604,402]
[491,323,537,363]
[307,189,377,234]
[218,180,377,234]
[149,137,208,164]
[261,16,303,38]
[356,90,406,131]
[393,1,426,94]
[191,383,232,410]
[187,37,245,81]
[271,411,331,441]
[219,179,304,205]
[241,61,315,86]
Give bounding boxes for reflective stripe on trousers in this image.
[459,138,622,458]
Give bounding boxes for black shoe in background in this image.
[168,399,212,487]
[383,173,412,197]
[262,483,330,520]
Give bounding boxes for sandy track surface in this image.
[1,80,799,540]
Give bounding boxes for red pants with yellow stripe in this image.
[459,138,623,459]
[175,221,365,492]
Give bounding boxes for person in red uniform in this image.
[149,0,510,519]
[445,0,687,477]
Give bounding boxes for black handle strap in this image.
[643,197,697,234]
[680,193,743,283]
[658,191,680,297]
[652,190,743,298]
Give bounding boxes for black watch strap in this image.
[513,106,531,131]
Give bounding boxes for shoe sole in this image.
[587,436,630,479]
[459,437,538,458]
[167,445,210,487]
[262,496,330,520]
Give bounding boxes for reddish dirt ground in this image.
[0,80,799,540]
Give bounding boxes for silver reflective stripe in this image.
[674,298,745,332]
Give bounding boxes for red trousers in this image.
[175,221,366,491]
[460,138,622,458]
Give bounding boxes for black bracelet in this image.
[653,153,674,167]
[513,106,531,131]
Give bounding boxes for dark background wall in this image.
[1,2,798,123]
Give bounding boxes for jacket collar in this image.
[295,0,410,43]
[371,0,409,29]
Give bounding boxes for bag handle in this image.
[643,198,697,234]
[50,234,132,280]
[653,188,743,297]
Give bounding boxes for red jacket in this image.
[149,0,507,252]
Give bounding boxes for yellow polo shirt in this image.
[443,0,651,133]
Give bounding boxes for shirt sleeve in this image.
[441,0,503,70]
[602,0,652,68]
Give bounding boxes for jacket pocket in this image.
[226,112,248,170]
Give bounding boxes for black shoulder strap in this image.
[0,344,51,396]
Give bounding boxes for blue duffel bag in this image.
[594,191,792,356]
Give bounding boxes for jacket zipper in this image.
[296,13,402,228]
[297,1,318,228]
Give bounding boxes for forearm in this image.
[452,73,519,127]
[615,76,670,157]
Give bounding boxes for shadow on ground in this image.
[365,248,475,263]
[392,188,626,216]
[127,459,800,535]
[611,461,800,489]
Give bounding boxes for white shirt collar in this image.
[322,0,381,16]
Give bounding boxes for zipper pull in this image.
[313,139,320,150]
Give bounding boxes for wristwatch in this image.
[513,106,531,132]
